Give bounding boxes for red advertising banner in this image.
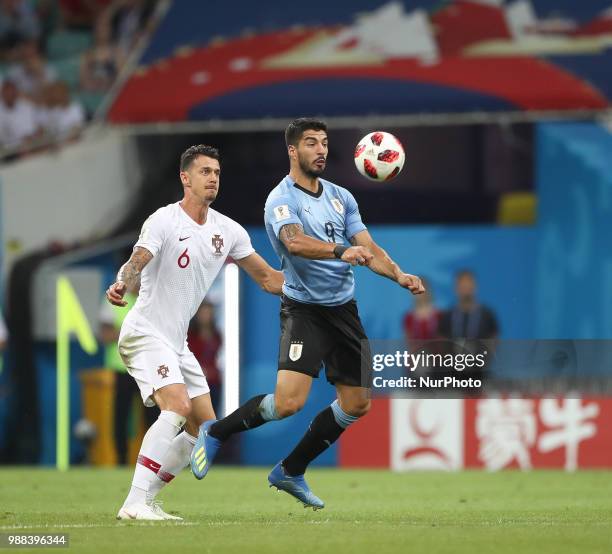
[339,399,390,468]
[339,397,612,470]
[464,397,612,470]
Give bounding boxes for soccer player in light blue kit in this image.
[191,118,424,508]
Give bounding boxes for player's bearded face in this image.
[296,131,328,177]
[298,150,326,177]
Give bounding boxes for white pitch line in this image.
[3,517,608,531]
[0,520,333,530]
[0,522,199,530]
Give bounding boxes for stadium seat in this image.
[52,57,81,91]
[47,30,92,60]
[75,90,106,117]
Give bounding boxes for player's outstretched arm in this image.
[350,230,425,295]
[235,252,284,295]
[106,246,153,306]
[280,223,373,266]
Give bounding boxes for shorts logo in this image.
[331,198,344,215]
[157,364,170,378]
[289,341,303,362]
[274,205,291,222]
[212,234,224,255]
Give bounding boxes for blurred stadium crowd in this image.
[0,0,157,158]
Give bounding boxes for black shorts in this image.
[277,295,372,387]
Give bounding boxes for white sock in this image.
[122,410,186,507]
[146,431,197,502]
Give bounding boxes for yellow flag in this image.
[56,276,98,471]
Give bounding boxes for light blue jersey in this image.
[264,175,367,306]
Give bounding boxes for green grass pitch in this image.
[0,468,610,554]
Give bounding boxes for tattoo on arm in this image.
[279,223,304,248]
[349,236,358,246]
[117,247,152,288]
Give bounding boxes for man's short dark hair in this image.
[180,144,220,171]
[285,117,328,147]
[456,269,475,281]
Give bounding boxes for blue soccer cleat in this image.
[190,419,221,480]
[268,462,325,510]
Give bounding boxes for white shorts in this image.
[118,324,210,407]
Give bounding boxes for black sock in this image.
[209,394,267,442]
[282,406,344,476]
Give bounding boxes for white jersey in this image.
[122,202,254,353]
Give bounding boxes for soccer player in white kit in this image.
[106,145,283,520]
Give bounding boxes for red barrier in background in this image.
[339,397,612,470]
[339,399,390,468]
[464,397,612,470]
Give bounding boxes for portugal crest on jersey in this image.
[157,365,170,378]
[289,341,303,361]
[212,234,224,255]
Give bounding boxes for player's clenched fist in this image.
[397,273,425,295]
[106,281,128,306]
[341,246,374,266]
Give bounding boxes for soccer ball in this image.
[354,131,405,182]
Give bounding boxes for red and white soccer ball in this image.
[354,131,405,182]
